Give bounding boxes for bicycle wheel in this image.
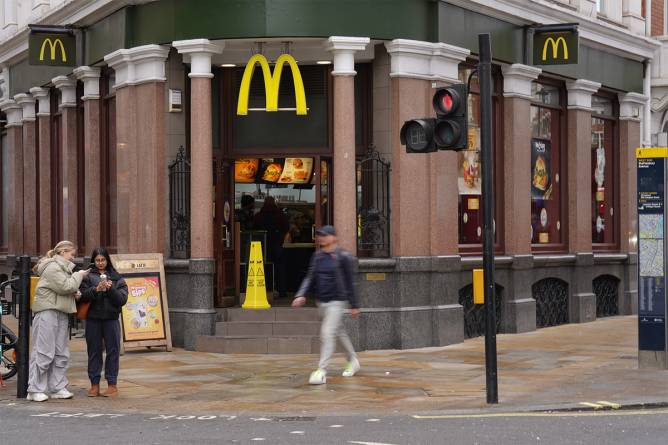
[1,324,18,380]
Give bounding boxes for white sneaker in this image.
[27,392,49,402]
[50,388,74,399]
[342,358,360,377]
[308,368,327,385]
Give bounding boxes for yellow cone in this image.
[242,241,271,309]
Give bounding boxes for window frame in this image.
[0,115,6,254]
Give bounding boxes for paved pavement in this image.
[2,315,667,416]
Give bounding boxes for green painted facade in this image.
[8,0,644,95]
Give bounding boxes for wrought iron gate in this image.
[593,275,619,318]
[532,278,569,328]
[458,284,503,339]
[356,147,391,257]
[169,146,190,258]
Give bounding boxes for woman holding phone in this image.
[28,241,90,402]
[79,247,128,397]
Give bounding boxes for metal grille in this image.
[169,146,190,258]
[356,147,391,257]
[458,284,503,339]
[532,278,569,328]
[593,275,619,318]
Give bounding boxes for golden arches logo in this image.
[541,37,568,61]
[236,54,307,116]
[39,38,67,62]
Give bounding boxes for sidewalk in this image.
[2,316,667,415]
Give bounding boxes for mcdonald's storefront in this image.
[0,0,656,351]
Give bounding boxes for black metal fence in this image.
[533,278,569,328]
[356,147,391,257]
[169,146,190,259]
[593,275,620,318]
[459,284,503,339]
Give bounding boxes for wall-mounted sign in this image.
[29,32,76,67]
[111,253,173,352]
[532,25,579,66]
[237,53,307,116]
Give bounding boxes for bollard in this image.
[16,255,31,399]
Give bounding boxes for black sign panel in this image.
[29,32,76,67]
[533,30,579,66]
[637,151,666,352]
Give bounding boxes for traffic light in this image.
[400,83,468,153]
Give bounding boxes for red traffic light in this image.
[433,87,462,116]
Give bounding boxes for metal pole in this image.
[478,33,498,404]
[17,255,31,399]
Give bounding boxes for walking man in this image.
[292,225,360,384]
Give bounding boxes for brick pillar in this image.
[501,64,541,333]
[325,37,370,254]
[0,100,23,255]
[30,87,52,253]
[74,66,102,252]
[15,93,38,255]
[53,76,79,246]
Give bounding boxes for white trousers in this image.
[317,300,357,370]
[27,310,70,394]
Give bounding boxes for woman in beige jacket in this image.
[27,241,90,402]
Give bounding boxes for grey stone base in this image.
[504,299,536,333]
[639,350,667,369]
[570,292,596,323]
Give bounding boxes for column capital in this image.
[29,87,51,116]
[73,66,101,100]
[501,64,542,100]
[104,44,169,88]
[385,39,469,83]
[0,99,23,127]
[565,79,601,111]
[173,39,223,79]
[618,92,647,121]
[14,93,36,122]
[431,42,470,84]
[52,75,77,108]
[325,36,370,76]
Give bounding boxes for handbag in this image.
[76,300,90,320]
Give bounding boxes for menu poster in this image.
[278,158,314,184]
[121,274,166,342]
[531,139,552,200]
[258,159,285,183]
[235,158,259,183]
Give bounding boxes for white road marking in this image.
[250,439,266,441]
[348,441,399,445]
[290,431,305,435]
[365,418,381,422]
[330,424,344,428]
[250,417,271,421]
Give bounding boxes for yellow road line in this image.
[580,402,603,409]
[596,401,621,409]
[413,408,668,420]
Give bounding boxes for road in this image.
[1,402,668,444]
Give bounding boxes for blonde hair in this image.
[46,240,76,258]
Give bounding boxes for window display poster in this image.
[531,138,552,200]
[121,274,166,341]
[458,150,482,195]
[278,157,314,184]
[235,158,259,183]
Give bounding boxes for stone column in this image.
[74,66,102,252]
[105,45,170,254]
[565,79,601,324]
[15,93,38,256]
[0,100,23,255]
[501,64,541,333]
[618,92,646,315]
[324,37,370,253]
[30,87,52,253]
[53,76,79,246]
[173,39,222,350]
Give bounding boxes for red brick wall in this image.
[652,0,664,36]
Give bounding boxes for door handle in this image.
[222,224,230,242]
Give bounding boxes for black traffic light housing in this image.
[400,83,468,153]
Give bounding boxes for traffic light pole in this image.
[17,255,31,399]
[479,33,498,404]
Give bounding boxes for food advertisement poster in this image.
[278,158,313,184]
[258,159,284,183]
[121,274,166,342]
[235,158,259,183]
[458,127,481,195]
[531,138,552,200]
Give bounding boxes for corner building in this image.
[0,0,656,350]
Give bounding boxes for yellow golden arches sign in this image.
[541,37,568,62]
[39,38,68,63]
[236,53,307,116]
[29,32,76,66]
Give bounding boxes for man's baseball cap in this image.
[315,225,336,236]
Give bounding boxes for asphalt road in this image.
[2,402,668,445]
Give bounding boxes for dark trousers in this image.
[85,318,121,385]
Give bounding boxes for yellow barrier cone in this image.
[242,241,271,309]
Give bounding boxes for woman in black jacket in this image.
[79,247,128,397]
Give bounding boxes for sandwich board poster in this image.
[110,253,173,352]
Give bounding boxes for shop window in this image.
[457,66,502,251]
[591,95,618,248]
[100,69,117,252]
[530,82,565,249]
[231,65,329,152]
[0,125,7,252]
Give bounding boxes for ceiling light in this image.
[221,63,236,67]
[316,60,332,65]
